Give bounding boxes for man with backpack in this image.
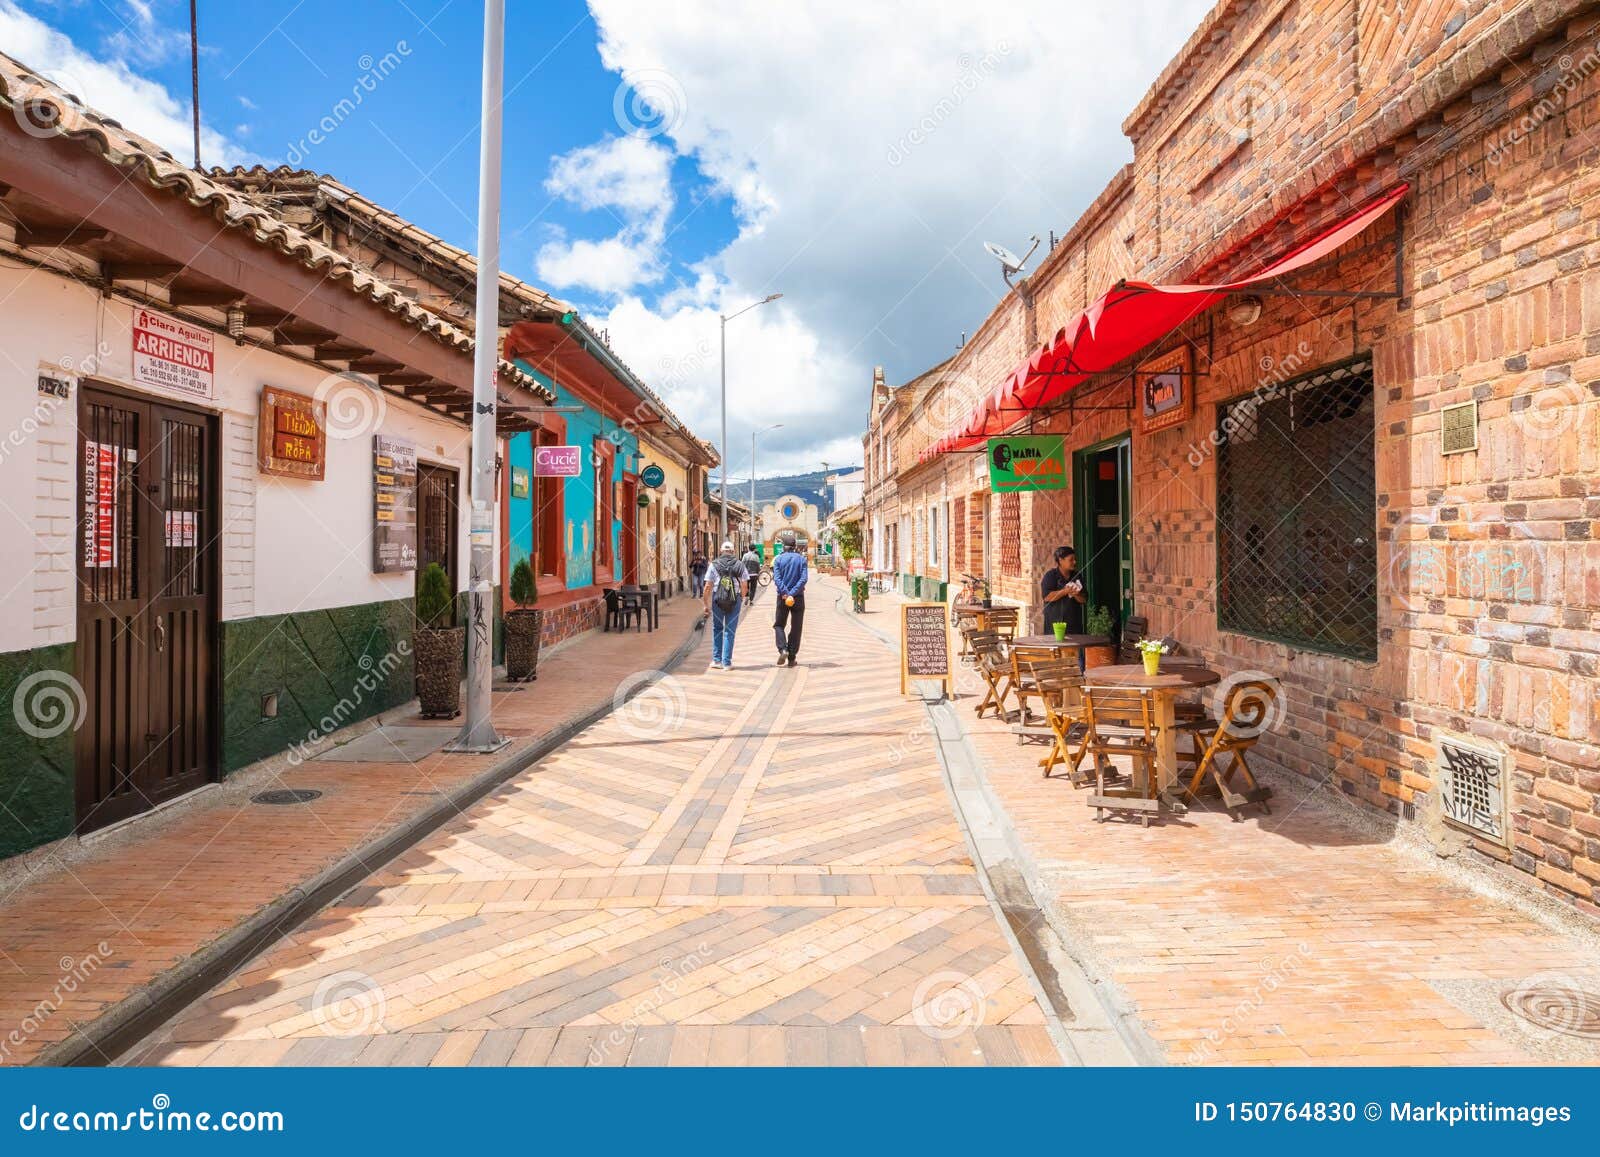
[741,544,761,605]
[771,530,808,667]
[702,540,749,670]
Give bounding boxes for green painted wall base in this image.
[221,597,416,773]
[0,642,75,859]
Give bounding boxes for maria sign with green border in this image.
[987,435,1066,492]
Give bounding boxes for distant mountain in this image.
[708,469,860,518]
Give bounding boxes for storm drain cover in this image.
[1501,986,1600,1040]
[251,788,323,806]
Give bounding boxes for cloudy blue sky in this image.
[4,0,1212,476]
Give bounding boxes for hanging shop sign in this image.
[132,306,214,401]
[257,386,327,480]
[987,435,1066,493]
[534,445,583,477]
[510,465,531,500]
[81,440,120,568]
[637,493,652,509]
[640,463,666,489]
[372,434,418,574]
[1138,347,1193,434]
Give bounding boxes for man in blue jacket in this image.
[771,530,808,667]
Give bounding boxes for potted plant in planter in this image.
[504,558,542,681]
[850,574,870,613]
[413,562,462,718]
[1136,637,1170,677]
[1083,605,1117,669]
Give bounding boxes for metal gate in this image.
[76,385,216,832]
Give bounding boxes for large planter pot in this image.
[1083,642,1117,670]
[504,608,543,682]
[414,626,464,718]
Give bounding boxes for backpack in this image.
[711,557,741,612]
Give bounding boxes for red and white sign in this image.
[132,306,214,400]
[82,440,118,568]
[534,445,582,477]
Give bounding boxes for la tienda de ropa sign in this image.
[534,445,583,477]
[987,435,1066,493]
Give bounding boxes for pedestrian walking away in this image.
[771,529,808,666]
[741,544,761,605]
[703,540,749,670]
[690,550,709,595]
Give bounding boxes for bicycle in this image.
[951,572,991,625]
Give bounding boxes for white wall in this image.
[0,258,474,653]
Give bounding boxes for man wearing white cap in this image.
[702,540,749,670]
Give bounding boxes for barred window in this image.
[1000,492,1021,576]
[1216,357,1377,660]
[952,496,967,570]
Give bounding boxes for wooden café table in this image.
[1082,663,1219,805]
[1011,633,1110,668]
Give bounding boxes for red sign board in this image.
[82,440,118,568]
[257,386,327,479]
[534,445,582,477]
[132,306,214,400]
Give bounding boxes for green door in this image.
[1073,436,1134,630]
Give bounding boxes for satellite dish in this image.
[984,241,1024,274]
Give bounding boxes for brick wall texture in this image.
[861,0,1600,916]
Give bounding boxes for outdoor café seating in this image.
[1080,685,1163,827]
[1024,658,1090,783]
[1175,677,1276,820]
[1008,644,1058,728]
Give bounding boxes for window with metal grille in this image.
[952,496,967,568]
[1216,356,1377,660]
[999,492,1021,576]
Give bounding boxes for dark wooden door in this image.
[76,387,216,832]
[417,463,458,585]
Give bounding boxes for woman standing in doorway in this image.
[1041,545,1086,635]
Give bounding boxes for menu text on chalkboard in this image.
[900,602,952,697]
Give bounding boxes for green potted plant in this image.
[504,557,542,682]
[1083,605,1117,669]
[850,574,870,613]
[413,562,462,718]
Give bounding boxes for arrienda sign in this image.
[987,435,1067,493]
[534,445,582,477]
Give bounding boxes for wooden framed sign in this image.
[258,386,327,479]
[1139,347,1194,434]
[372,434,418,573]
[900,602,952,698]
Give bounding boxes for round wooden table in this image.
[1083,663,1220,798]
[1012,633,1108,651]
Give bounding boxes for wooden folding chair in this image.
[1008,645,1057,728]
[1080,685,1162,826]
[1177,678,1275,820]
[966,631,1013,721]
[985,606,1020,644]
[1027,659,1089,782]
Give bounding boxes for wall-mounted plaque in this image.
[1139,347,1194,434]
[510,465,531,499]
[373,434,418,574]
[258,386,327,479]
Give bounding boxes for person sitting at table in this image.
[1041,545,1086,635]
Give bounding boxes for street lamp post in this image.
[751,422,782,551]
[719,293,782,545]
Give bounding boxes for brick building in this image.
[872,0,1600,915]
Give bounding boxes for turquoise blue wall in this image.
[506,365,635,590]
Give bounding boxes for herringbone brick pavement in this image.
[130,585,1059,1066]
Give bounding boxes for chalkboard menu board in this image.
[900,602,952,698]
[372,434,418,573]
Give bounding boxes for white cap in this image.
[720,540,735,553]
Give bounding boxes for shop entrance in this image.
[1073,435,1134,630]
[75,384,217,833]
[417,463,459,585]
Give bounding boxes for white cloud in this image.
[535,135,674,295]
[578,0,1214,473]
[0,0,252,166]
[103,0,188,67]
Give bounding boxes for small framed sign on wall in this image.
[258,386,327,479]
[1138,347,1194,435]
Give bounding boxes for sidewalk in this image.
[0,600,704,1066]
[852,579,1600,1065]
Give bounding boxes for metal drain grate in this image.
[251,788,323,805]
[1501,986,1600,1040]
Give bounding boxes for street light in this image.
[720,292,782,544]
[751,422,782,550]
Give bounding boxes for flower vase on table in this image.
[1136,638,1169,677]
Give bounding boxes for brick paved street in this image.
[127,586,1060,1067]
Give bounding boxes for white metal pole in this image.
[450,0,508,753]
[749,429,755,550]
[719,313,727,546]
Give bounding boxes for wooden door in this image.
[76,387,216,832]
[417,463,458,586]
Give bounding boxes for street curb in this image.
[39,615,707,1068]
[830,586,1159,1066]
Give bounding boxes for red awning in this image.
[922,184,1408,460]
